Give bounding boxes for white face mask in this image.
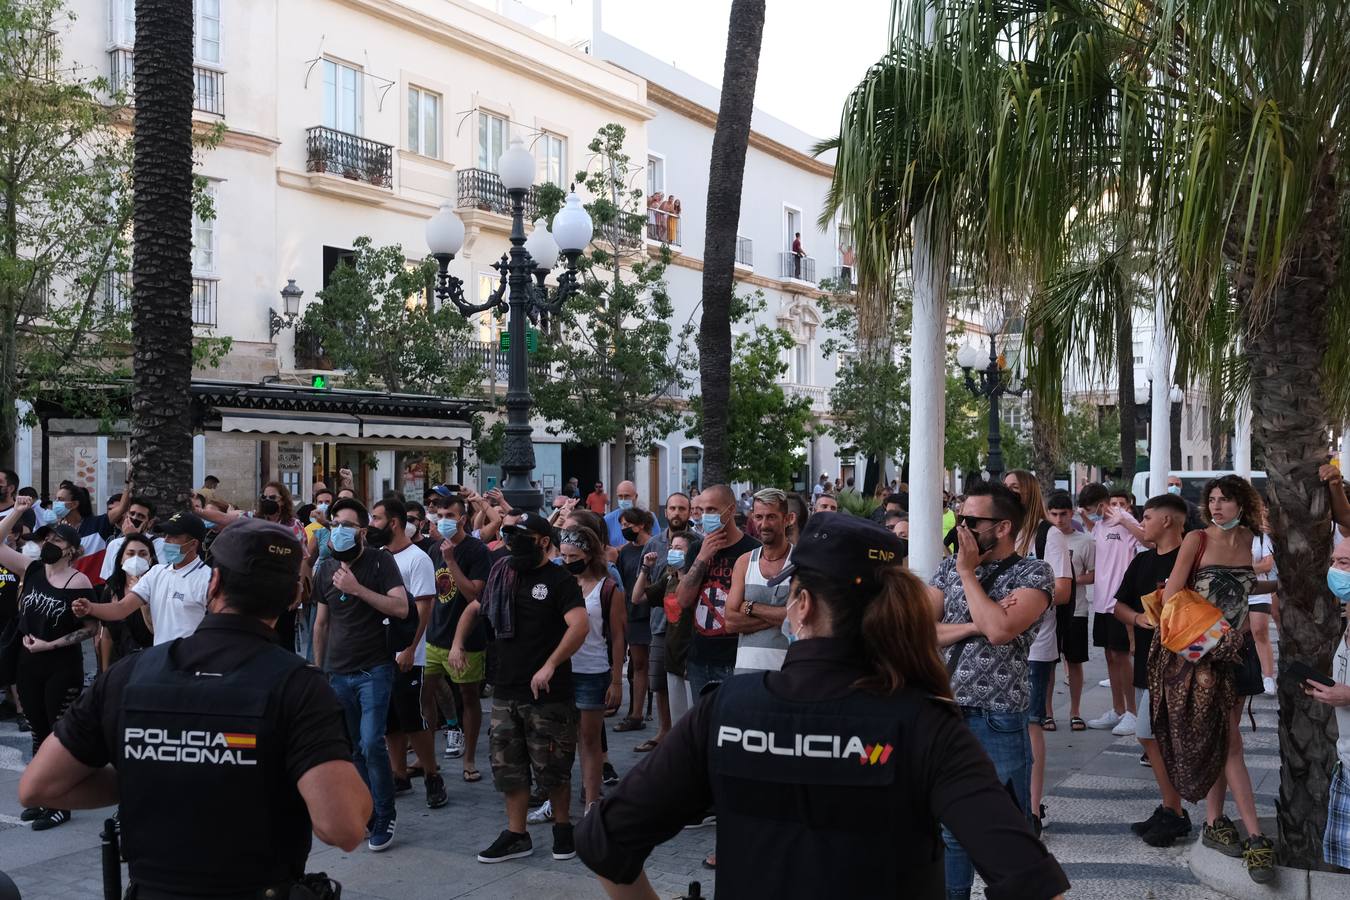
[20,541,41,560]
[121,556,151,578]
[405,522,419,540]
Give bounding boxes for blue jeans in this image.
[686,658,734,701]
[294,603,318,662]
[330,663,396,821]
[943,707,1031,899]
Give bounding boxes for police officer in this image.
[19,518,371,899]
[575,512,1071,899]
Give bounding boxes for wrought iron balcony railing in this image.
[736,235,753,267]
[646,211,681,246]
[778,252,817,283]
[103,273,218,326]
[108,50,225,115]
[456,168,539,219]
[305,127,393,188]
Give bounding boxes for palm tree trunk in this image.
[1116,302,1137,482]
[697,0,765,486]
[129,0,196,510]
[1247,160,1344,869]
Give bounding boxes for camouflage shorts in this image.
[488,699,578,793]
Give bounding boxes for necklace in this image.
[761,547,789,563]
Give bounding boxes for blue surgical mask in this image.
[1167,485,1181,496]
[666,549,685,568]
[701,512,724,534]
[1328,567,1350,600]
[316,503,330,515]
[202,519,214,530]
[1087,513,1104,523]
[438,518,458,539]
[51,501,70,520]
[618,498,634,511]
[330,524,358,552]
[1216,517,1241,532]
[160,542,185,566]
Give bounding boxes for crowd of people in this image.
[3,461,1350,898]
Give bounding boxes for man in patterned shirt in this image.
[930,480,1054,900]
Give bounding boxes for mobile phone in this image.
[448,484,462,493]
[1282,660,1334,690]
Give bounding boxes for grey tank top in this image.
[734,546,793,674]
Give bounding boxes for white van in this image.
[1130,470,1268,506]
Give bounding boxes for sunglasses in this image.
[958,515,1005,530]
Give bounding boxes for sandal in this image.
[702,854,717,870]
[1041,717,1057,732]
[1070,717,1087,731]
[462,767,482,783]
[634,738,661,753]
[614,717,646,732]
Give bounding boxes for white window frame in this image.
[794,341,812,385]
[477,111,508,172]
[476,273,505,342]
[783,204,803,252]
[540,132,567,186]
[191,182,218,277]
[109,0,136,49]
[323,59,363,135]
[407,86,441,159]
[647,152,666,197]
[194,0,221,67]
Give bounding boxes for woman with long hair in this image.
[574,513,1068,898]
[1003,470,1050,558]
[100,533,157,661]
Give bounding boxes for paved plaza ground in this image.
[0,643,1283,899]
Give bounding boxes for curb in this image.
[1189,818,1350,900]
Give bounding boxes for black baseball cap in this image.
[208,517,302,579]
[159,511,207,542]
[33,523,81,547]
[767,511,904,589]
[501,510,553,539]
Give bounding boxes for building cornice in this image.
[645,83,834,177]
[336,0,653,122]
[277,167,441,216]
[659,248,809,294]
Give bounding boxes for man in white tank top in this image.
[726,489,794,674]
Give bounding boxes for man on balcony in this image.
[792,232,806,279]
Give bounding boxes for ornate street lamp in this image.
[425,137,593,512]
[957,324,1024,481]
[269,279,303,338]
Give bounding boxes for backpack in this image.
[315,557,419,656]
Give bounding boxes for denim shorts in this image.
[573,670,612,711]
[1027,660,1056,725]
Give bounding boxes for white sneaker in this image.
[1087,710,1121,730]
[1110,712,1137,736]
[1098,678,1112,688]
[1263,676,1276,696]
[444,728,465,759]
[527,800,554,824]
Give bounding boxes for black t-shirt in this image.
[1114,547,1179,689]
[427,535,493,650]
[17,561,96,647]
[0,560,20,622]
[491,560,585,702]
[313,549,406,674]
[690,532,761,667]
[617,543,650,622]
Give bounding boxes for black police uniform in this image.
[575,513,1070,900]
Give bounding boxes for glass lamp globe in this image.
[553,192,594,253]
[498,137,536,192]
[525,218,560,270]
[1134,382,1151,405]
[426,204,465,257]
[956,341,983,370]
[1169,385,1185,404]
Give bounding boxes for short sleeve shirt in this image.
[426,536,493,650]
[931,555,1054,713]
[1064,530,1095,615]
[1114,548,1178,689]
[1028,528,1072,663]
[490,561,585,702]
[388,544,436,666]
[313,550,407,674]
[130,559,212,644]
[690,533,761,667]
[1092,516,1142,613]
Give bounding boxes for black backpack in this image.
[384,591,419,656]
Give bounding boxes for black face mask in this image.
[40,543,64,565]
[508,534,542,570]
[365,524,393,548]
[258,497,280,517]
[565,559,588,575]
[621,527,638,543]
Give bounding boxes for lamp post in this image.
[425,137,593,513]
[269,279,303,338]
[957,325,1024,482]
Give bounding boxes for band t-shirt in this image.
[490,560,584,703]
[1092,513,1142,614]
[689,533,760,668]
[17,561,96,651]
[426,535,493,651]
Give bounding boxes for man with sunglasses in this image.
[930,481,1056,900]
[98,497,163,582]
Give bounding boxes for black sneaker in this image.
[1243,834,1276,884]
[393,775,413,796]
[528,785,549,808]
[1139,752,1151,767]
[1131,805,1170,836]
[20,807,43,823]
[1202,815,1244,858]
[425,773,448,809]
[1142,808,1192,847]
[683,810,716,830]
[32,809,70,831]
[552,822,576,860]
[478,829,533,864]
[602,762,619,786]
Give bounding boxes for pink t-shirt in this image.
[1092,513,1142,613]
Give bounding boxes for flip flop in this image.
[634,738,660,753]
[462,767,482,783]
[1041,717,1057,732]
[1070,717,1087,731]
[614,717,646,732]
[702,854,717,870]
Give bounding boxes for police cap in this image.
[208,517,303,579]
[768,511,904,590]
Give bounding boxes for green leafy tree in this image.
[1062,401,1120,477]
[534,124,688,488]
[300,237,482,395]
[944,372,984,476]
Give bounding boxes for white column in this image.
[192,434,207,488]
[907,214,950,578]
[300,442,313,499]
[15,400,33,487]
[96,436,110,508]
[1148,291,1172,499]
[1233,393,1253,478]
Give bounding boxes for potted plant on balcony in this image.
[308,143,331,174]
[366,147,391,188]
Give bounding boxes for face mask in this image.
[258,497,280,517]
[973,526,999,555]
[365,524,393,548]
[20,541,41,560]
[1087,513,1104,523]
[666,549,685,568]
[782,594,802,644]
[40,542,64,565]
[160,542,185,566]
[1216,516,1241,532]
[405,522,419,540]
[621,527,638,543]
[618,498,634,511]
[330,524,360,561]
[701,512,724,534]
[51,501,70,520]
[202,519,214,530]
[565,559,588,575]
[1167,485,1181,496]
[121,556,151,578]
[508,534,542,569]
[438,518,459,539]
[1329,567,1350,600]
[316,503,330,515]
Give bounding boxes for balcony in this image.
[305,127,393,189]
[779,252,817,284]
[784,382,829,412]
[456,168,539,219]
[598,210,645,250]
[646,211,681,246]
[107,50,225,115]
[103,273,218,326]
[828,266,858,292]
[736,236,753,267]
[294,331,549,382]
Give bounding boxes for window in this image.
[407,87,441,158]
[680,446,702,495]
[1132,341,1144,366]
[323,60,362,134]
[477,112,507,172]
[110,0,135,47]
[540,133,567,186]
[476,273,505,342]
[784,207,801,251]
[793,342,811,384]
[647,154,665,196]
[194,0,220,65]
[191,184,217,275]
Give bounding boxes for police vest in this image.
[117,640,311,895]
[707,674,946,898]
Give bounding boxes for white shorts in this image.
[1134,688,1154,741]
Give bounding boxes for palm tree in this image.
[697,0,765,486]
[826,0,1350,865]
[129,0,196,510]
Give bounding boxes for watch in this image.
[744,600,756,619]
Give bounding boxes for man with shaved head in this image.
[603,480,662,548]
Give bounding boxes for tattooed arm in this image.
[23,624,97,653]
